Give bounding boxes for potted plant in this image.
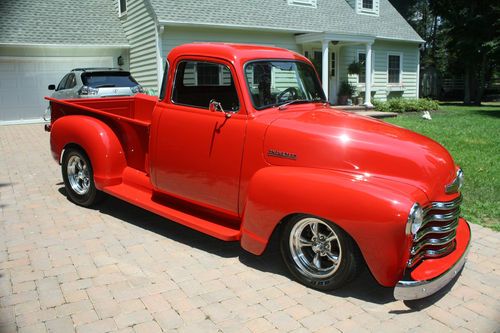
[348,60,364,75]
[338,81,355,105]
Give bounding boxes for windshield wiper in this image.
[278,98,328,110]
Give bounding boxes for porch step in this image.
[352,111,398,119]
[330,105,398,119]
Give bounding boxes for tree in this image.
[429,0,499,104]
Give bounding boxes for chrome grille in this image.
[408,195,462,267]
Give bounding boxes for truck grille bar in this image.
[408,195,462,268]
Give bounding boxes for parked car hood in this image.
[263,105,457,199]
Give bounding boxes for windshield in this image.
[244,61,326,110]
[81,72,139,88]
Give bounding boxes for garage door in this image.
[0,56,114,123]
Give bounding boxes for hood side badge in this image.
[268,149,297,160]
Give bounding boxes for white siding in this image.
[115,0,158,90]
[161,26,300,57]
[339,41,419,101]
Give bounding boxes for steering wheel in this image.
[277,87,299,102]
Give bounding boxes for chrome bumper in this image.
[393,230,471,301]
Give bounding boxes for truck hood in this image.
[263,106,457,199]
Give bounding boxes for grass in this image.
[385,102,500,231]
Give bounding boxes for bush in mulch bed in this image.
[373,98,440,113]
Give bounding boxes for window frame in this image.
[170,59,241,112]
[356,51,367,84]
[387,52,403,85]
[118,0,127,17]
[355,50,375,86]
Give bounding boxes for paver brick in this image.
[45,316,75,333]
[115,309,153,328]
[1,124,500,333]
[75,318,117,333]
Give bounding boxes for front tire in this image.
[280,215,361,291]
[62,148,101,207]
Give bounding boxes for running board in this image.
[102,173,241,241]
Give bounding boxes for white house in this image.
[0,0,423,123]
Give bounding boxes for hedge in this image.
[373,98,440,113]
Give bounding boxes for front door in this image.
[304,48,337,103]
[151,58,247,215]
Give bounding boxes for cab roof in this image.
[167,43,309,65]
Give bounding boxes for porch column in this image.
[322,40,329,100]
[364,42,373,107]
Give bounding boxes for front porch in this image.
[296,32,375,106]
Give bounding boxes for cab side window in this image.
[172,61,239,111]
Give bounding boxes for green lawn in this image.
[385,102,500,231]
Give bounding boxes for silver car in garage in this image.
[44,68,143,121]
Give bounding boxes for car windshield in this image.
[81,72,139,88]
[245,61,326,110]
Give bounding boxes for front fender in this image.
[240,166,427,286]
[50,115,127,189]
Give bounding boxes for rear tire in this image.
[280,214,362,291]
[62,148,101,207]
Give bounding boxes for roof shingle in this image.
[0,0,128,46]
[149,0,423,42]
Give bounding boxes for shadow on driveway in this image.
[59,187,403,305]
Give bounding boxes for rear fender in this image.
[240,166,427,286]
[50,115,126,189]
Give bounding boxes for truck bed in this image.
[47,94,158,172]
[47,94,158,126]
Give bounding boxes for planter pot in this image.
[338,95,348,105]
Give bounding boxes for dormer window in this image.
[287,0,317,8]
[362,0,373,10]
[355,0,379,16]
[118,0,127,17]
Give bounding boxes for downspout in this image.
[155,25,164,92]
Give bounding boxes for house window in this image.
[173,61,239,111]
[362,0,373,10]
[119,0,127,16]
[388,55,401,84]
[357,53,366,84]
[287,0,317,8]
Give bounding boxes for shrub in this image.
[373,98,440,113]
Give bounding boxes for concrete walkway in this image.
[0,124,499,333]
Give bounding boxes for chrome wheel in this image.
[289,217,342,279]
[67,154,90,195]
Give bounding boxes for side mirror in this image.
[48,84,56,90]
[209,99,232,118]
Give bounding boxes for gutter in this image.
[0,43,130,49]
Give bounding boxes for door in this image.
[151,59,247,215]
[0,56,112,122]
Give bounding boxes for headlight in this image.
[445,168,464,194]
[406,203,424,236]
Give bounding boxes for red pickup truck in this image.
[46,43,470,300]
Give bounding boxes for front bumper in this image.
[394,218,471,300]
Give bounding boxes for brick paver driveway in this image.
[1,124,499,333]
